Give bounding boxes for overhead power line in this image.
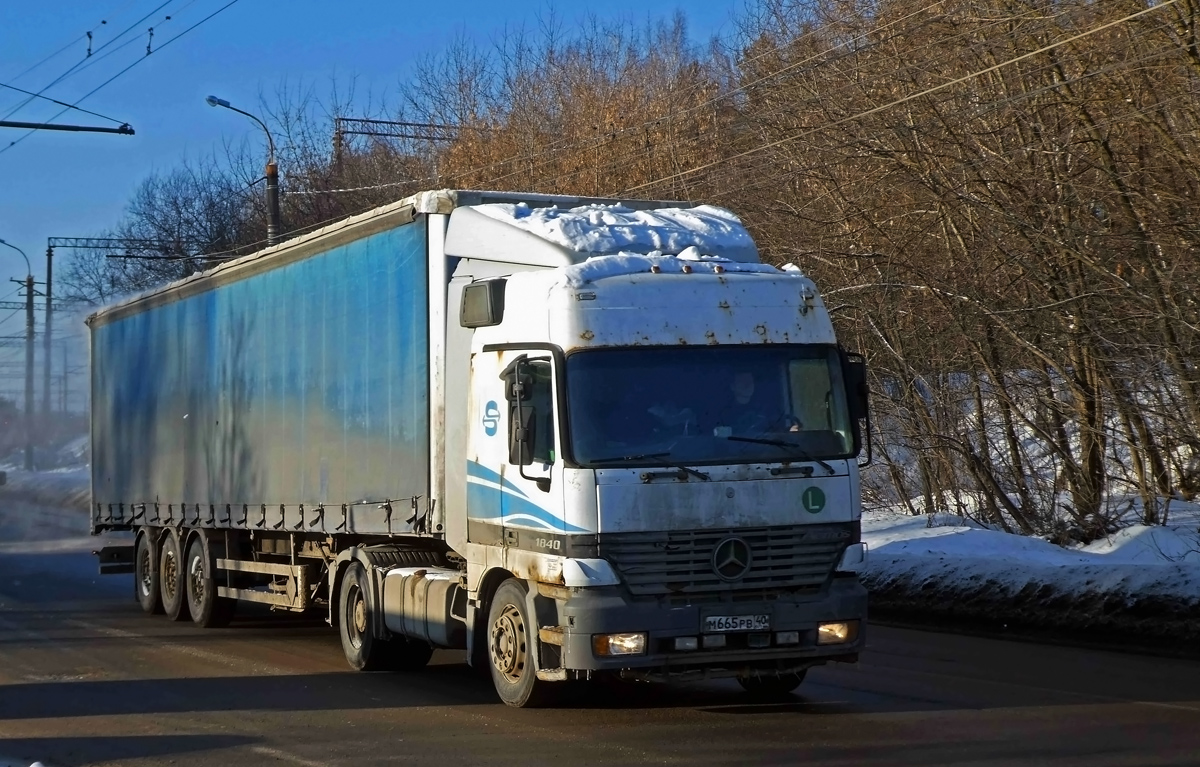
[1,0,178,122]
[0,81,127,124]
[623,0,1182,194]
[0,0,245,155]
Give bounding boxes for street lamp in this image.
[205,95,281,246]
[0,237,35,471]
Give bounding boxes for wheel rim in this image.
[489,603,527,685]
[162,548,178,601]
[188,552,205,605]
[138,543,153,598]
[345,584,366,649]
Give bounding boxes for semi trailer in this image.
[89,189,870,707]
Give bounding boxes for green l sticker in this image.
[802,487,826,513]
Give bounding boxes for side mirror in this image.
[460,279,506,327]
[504,373,534,403]
[509,408,537,466]
[845,356,869,421]
[844,352,872,467]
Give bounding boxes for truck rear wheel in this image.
[158,528,190,622]
[737,670,807,697]
[338,562,435,672]
[185,535,233,628]
[487,579,557,708]
[134,529,162,614]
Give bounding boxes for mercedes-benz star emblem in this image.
[711,537,752,581]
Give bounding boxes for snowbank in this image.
[863,507,1200,643]
[0,466,90,511]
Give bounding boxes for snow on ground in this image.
[3,463,1198,639]
[0,466,90,511]
[863,504,1200,640]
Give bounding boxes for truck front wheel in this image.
[159,528,190,622]
[134,529,162,614]
[486,579,556,708]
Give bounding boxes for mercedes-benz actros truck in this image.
[89,189,870,707]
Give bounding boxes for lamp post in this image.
[0,238,35,471]
[205,95,281,246]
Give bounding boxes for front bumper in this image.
[556,576,867,675]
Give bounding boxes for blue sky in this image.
[0,0,744,295]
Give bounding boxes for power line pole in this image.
[24,275,33,470]
[6,276,37,470]
[42,245,52,416]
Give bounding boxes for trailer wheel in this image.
[134,529,163,615]
[184,535,233,628]
[737,670,807,698]
[486,579,556,708]
[159,528,190,622]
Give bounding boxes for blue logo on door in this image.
[483,401,500,436]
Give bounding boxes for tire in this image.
[159,527,190,622]
[339,562,386,671]
[134,529,163,615]
[184,534,234,628]
[338,562,435,673]
[486,579,557,708]
[737,670,807,698]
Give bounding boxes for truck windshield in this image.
[567,345,856,467]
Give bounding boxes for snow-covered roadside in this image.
[863,507,1200,643]
[4,466,1199,642]
[0,466,90,512]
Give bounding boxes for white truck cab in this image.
[446,203,869,704]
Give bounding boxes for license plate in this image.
[703,614,770,633]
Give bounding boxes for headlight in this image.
[592,632,647,656]
[817,620,860,645]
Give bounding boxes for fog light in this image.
[702,634,726,649]
[674,636,699,651]
[776,631,800,645]
[817,620,860,645]
[593,632,647,656]
[748,633,771,648]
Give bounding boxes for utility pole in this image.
[206,96,281,245]
[1,238,36,471]
[42,245,52,416]
[7,276,37,471]
[24,275,34,470]
[266,156,281,246]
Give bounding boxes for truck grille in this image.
[599,522,854,603]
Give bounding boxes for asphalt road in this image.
[2,499,1200,767]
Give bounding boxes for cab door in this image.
[466,349,577,548]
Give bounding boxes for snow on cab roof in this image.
[471,202,760,262]
[561,248,804,288]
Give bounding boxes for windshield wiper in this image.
[590,452,711,481]
[726,436,836,476]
